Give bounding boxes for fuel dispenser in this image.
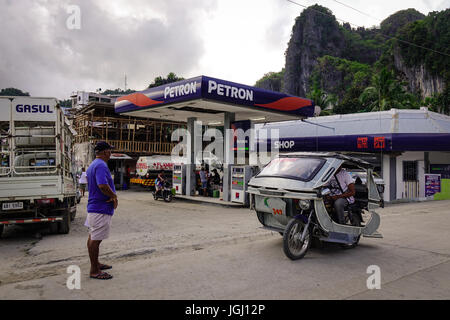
[172,164,186,195]
[230,165,254,206]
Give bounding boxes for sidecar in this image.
[247,152,383,260]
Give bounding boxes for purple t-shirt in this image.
[87,158,116,215]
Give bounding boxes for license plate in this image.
[2,202,24,210]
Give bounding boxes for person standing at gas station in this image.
[85,141,118,280]
[199,167,208,196]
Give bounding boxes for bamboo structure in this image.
[72,101,185,157]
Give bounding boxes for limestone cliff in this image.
[283,5,344,97]
[393,46,445,97]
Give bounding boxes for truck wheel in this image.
[283,218,311,260]
[58,209,71,234]
[0,225,4,238]
[70,207,77,221]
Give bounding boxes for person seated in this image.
[325,166,356,225]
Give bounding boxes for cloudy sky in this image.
[0,0,448,100]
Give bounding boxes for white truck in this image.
[0,97,77,237]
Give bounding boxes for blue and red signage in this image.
[114,76,315,118]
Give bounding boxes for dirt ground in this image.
[0,190,449,300]
[0,189,269,286]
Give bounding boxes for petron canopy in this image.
[114,76,316,124]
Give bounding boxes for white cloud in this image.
[0,0,447,99]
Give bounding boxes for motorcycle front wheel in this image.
[283,218,311,260]
[164,192,173,202]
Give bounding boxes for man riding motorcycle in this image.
[155,171,166,193]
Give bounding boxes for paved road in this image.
[0,191,449,300]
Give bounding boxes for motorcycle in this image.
[152,180,173,202]
[247,152,383,260]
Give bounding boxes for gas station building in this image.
[114,75,316,204]
[257,108,450,202]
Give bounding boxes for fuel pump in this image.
[230,165,254,206]
[172,164,186,195]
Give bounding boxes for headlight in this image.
[299,200,311,210]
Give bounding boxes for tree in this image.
[333,87,365,114]
[0,88,30,96]
[307,82,337,115]
[58,99,72,108]
[102,88,136,95]
[424,87,450,115]
[148,72,184,88]
[359,68,407,111]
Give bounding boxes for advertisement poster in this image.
[425,174,441,197]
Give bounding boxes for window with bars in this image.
[403,161,418,181]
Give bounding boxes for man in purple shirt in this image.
[85,141,118,280]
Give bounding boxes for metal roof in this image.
[280,152,373,168]
[259,108,450,136]
[256,108,450,152]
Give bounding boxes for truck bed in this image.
[0,175,75,201]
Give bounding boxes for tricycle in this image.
[247,152,383,260]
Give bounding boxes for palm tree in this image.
[307,83,337,115]
[359,68,405,112]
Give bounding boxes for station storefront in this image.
[257,108,450,202]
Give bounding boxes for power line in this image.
[286,0,450,58]
[331,0,381,22]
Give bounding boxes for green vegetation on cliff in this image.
[255,5,449,115]
[397,9,450,81]
[255,70,284,92]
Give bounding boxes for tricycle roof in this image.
[249,152,373,192]
[278,152,373,169]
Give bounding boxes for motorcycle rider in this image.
[155,170,166,194]
[326,165,356,225]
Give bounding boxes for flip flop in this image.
[99,264,112,270]
[90,272,113,280]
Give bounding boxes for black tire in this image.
[70,206,77,221]
[164,192,173,202]
[340,214,361,249]
[153,192,157,200]
[58,208,71,234]
[283,218,311,260]
[49,222,59,234]
[0,224,4,238]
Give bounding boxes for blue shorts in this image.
[202,181,207,188]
